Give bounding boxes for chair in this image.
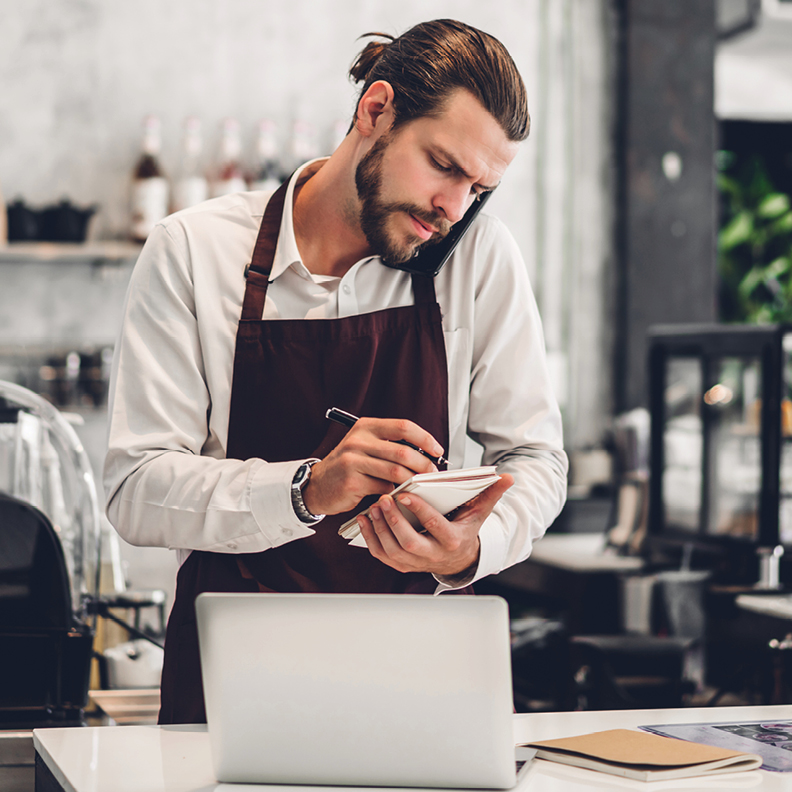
[511,617,576,712]
[571,634,696,709]
[570,571,708,710]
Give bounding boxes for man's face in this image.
[354,88,520,266]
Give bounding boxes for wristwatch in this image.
[290,459,324,524]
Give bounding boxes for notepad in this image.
[524,729,762,782]
[338,466,501,542]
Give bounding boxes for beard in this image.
[354,132,451,266]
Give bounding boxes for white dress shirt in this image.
[104,162,568,593]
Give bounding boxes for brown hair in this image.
[349,19,529,142]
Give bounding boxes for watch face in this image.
[293,463,311,490]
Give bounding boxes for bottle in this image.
[0,175,7,245]
[249,119,283,192]
[287,119,318,172]
[172,116,209,212]
[211,118,247,198]
[130,115,169,242]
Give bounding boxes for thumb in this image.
[457,473,514,520]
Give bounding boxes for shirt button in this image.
[342,284,351,295]
[283,527,294,537]
[227,542,237,550]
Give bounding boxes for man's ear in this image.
[354,81,395,139]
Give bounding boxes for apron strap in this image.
[410,272,437,305]
[241,179,290,320]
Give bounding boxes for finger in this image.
[375,495,433,556]
[326,447,419,489]
[356,513,381,553]
[393,493,454,542]
[371,495,427,565]
[395,474,514,539]
[341,430,437,478]
[381,493,478,574]
[360,417,445,468]
[359,452,433,484]
[455,473,514,518]
[380,440,437,476]
[362,506,418,573]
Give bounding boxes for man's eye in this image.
[431,158,451,173]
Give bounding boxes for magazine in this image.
[642,720,792,772]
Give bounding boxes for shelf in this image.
[0,241,142,263]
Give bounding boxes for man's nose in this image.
[433,185,471,225]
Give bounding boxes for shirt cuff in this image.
[433,564,478,593]
[248,458,320,547]
[432,515,506,594]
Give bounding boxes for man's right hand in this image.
[301,417,443,516]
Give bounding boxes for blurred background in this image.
[2,0,792,728]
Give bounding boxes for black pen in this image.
[325,407,449,468]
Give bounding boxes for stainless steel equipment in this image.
[0,380,101,728]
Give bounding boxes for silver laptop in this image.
[196,592,532,788]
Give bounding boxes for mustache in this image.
[390,203,452,238]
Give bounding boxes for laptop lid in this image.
[196,592,519,789]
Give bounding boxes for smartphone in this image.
[382,190,493,277]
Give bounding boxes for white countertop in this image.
[737,593,792,620]
[0,241,141,263]
[529,533,645,572]
[34,705,792,791]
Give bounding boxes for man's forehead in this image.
[426,142,504,193]
[418,90,520,184]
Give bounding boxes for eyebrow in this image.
[432,146,501,193]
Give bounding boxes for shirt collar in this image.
[269,157,380,282]
[270,158,326,282]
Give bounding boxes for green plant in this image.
[718,152,792,323]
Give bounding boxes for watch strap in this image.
[291,459,324,524]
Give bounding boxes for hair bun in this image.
[349,33,395,84]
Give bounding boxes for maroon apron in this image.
[158,176,469,725]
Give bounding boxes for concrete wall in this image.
[0,0,540,251]
[0,0,615,452]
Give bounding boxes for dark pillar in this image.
[614,0,718,411]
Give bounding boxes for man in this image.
[104,19,567,724]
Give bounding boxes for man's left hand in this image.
[356,474,514,578]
